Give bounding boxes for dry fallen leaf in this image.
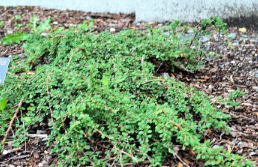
[182,158,193,164]
[33,151,40,159]
[241,103,252,106]
[230,75,234,84]
[177,162,183,167]
[227,145,231,152]
[27,71,35,75]
[239,27,247,33]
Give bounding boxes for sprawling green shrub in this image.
[0,16,254,166]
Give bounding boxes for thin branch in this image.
[173,153,190,167]
[7,71,23,79]
[2,100,23,146]
[170,120,183,130]
[46,73,54,123]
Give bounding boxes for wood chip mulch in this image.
[0,6,258,167]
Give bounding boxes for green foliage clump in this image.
[1,14,52,45]
[0,15,254,166]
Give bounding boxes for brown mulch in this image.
[0,6,258,167]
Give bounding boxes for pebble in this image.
[249,38,256,43]
[187,29,194,34]
[110,28,116,33]
[231,42,239,46]
[249,152,257,156]
[109,23,115,27]
[86,16,92,20]
[213,36,218,41]
[40,32,48,37]
[240,37,249,42]
[179,34,192,40]
[163,73,169,78]
[228,33,236,40]
[218,65,224,68]
[7,29,13,34]
[163,32,170,36]
[212,145,220,149]
[199,36,208,42]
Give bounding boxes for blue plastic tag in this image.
[0,58,10,85]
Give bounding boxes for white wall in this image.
[1,0,258,22]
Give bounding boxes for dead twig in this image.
[2,100,23,147]
[46,73,54,123]
[7,71,23,79]
[173,153,190,167]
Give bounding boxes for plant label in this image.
[0,58,10,85]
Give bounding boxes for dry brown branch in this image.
[46,73,54,123]
[2,100,23,147]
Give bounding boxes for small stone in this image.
[7,29,13,34]
[240,37,249,42]
[163,32,170,36]
[163,73,169,78]
[179,34,192,40]
[228,33,236,40]
[249,152,257,156]
[86,16,92,20]
[200,36,208,42]
[187,29,194,34]
[212,145,220,149]
[109,24,115,27]
[110,28,116,33]
[239,27,247,33]
[218,65,224,68]
[52,21,58,25]
[40,33,48,37]
[249,38,256,43]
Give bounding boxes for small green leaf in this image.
[102,78,109,86]
[0,21,4,26]
[0,98,7,111]
[22,117,31,123]
[27,14,38,32]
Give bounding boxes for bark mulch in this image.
[0,6,258,167]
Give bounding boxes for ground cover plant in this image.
[0,15,255,166]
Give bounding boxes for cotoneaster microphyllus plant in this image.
[0,15,254,166]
